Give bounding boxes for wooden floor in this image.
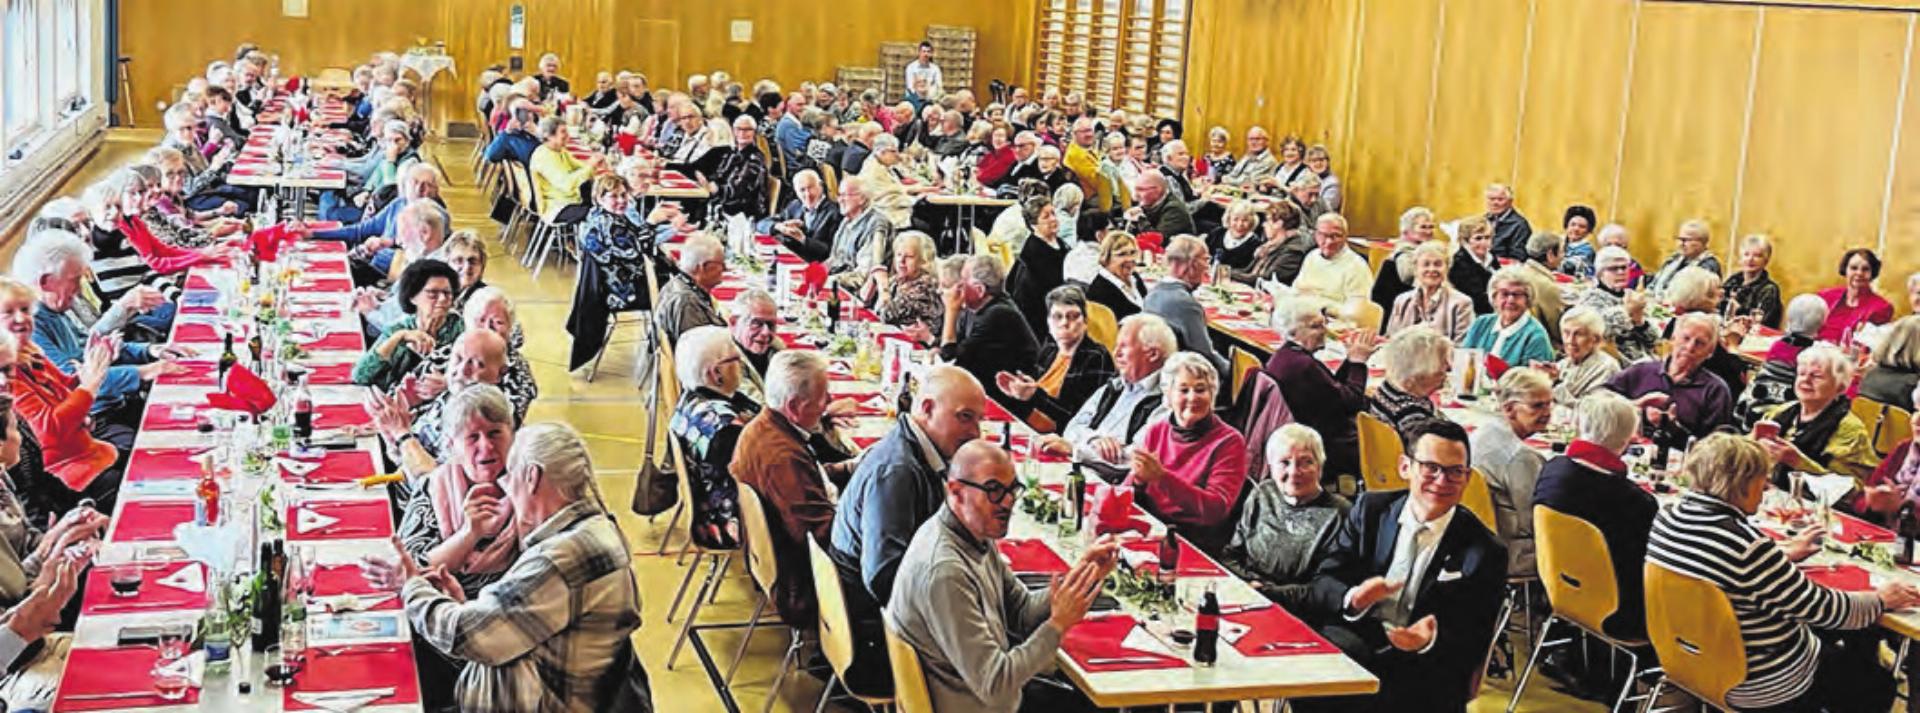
[49,130,1604,713]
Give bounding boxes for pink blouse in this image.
[1817,286,1894,344]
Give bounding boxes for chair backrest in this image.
[736,483,782,593]
[767,176,783,217]
[1229,346,1261,406]
[1084,300,1118,352]
[1851,397,1886,453]
[509,160,538,214]
[881,608,936,713]
[1348,299,1385,334]
[986,240,1014,268]
[820,161,841,200]
[1459,468,1497,532]
[1877,403,1912,457]
[1355,412,1409,491]
[1643,562,1746,710]
[1533,505,1623,635]
[808,535,859,683]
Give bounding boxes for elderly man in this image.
[1485,183,1533,262]
[841,122,881,177]
[1157,140,1200,210]
[1293,213,1372,306]
[763,169,842,261]
[1604,312,1734,448]
[1470,368,1553,579]
[1062,119,1106,204]
[1220,126,1278,187]
[727,288,782,405]
[993,131,1044,189]
[483,101,541,167]
[655,233,727,346]
[682,115,768,220]
[1263,298,1378,485]
[889,441,1120,711]
[939,254,1040,409]
[1126,171,1194,237]
[830,366,988,698]
[403,330,511,460]
[1518,230,1568,348]
[1300,418,1507,713]
[14,231,187,417]
[1038,313,1176,472]
[1144,235,1229,377]
[1532,391,1657,641]
[534,53,570,99]
[826,176,897,290]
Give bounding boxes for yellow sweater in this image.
[530,144,594,222]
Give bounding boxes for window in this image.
[4,0,42,141]
[0,0,99,155]
[1034,0,1189,118]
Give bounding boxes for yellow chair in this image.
[1229,346,1262,407]
[1507,506,1657,713]
[1085,301,1118,352]
[1644,562,1746,712]
[808,536,895,711]
[1877,403,1912,458]
[663,420,741,672]
[1850,397,1887,454]
[1356,412,1409,492]
[1347,299,1385,335]
[882,608,935,713]
[820,162,841,202]
[724,483,810,710]
[1459,468,1497,532]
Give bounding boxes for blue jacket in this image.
[828,414,946,621]
[773,115,810,158]
[484,130,539,166]
[33,303,150,409]
[1462,313,1556,367]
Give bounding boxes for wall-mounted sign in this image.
[731,20,753,44]
[282,0,308,17]
[510,5,526,50]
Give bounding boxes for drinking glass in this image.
[151,632,191,700]
[109,564,144,598]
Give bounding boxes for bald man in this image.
[829,365,988,698]
[397,329,510,456]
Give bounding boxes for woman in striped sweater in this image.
[1647,434,1920,711]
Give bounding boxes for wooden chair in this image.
[499,161,539,256]
[1347,299,1385,334]
[1643,562,1746,712]
[767,176,784,218]
[1877,403,1912,458]
[1851,397,1887,455]
[882,608,935,713]
[1460,468,1497,532]
[1508,506,1659,713]
[1084,301,1118,352]
[1356,412,1409,491]
[1228,346,1262,408]
[820,162,841,202]
[663,415,742,671]
[647,309,685,557]
[726,483,810,713]
[808,535,895,711]
[588,255,660,383]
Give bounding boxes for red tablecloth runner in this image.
[125,447,209,482]
[154,360,220,387]
[1122,537,1226,577]
[288,500,392,541]
[144,402,365,432]
[1062,615,1188,672]
[1802,563,1875,592]
[293,331,363,352]
[110,502,196,542]
[282,450,377,484]
[998,539,1070,574]
[79,561,210,614]
[283,644,423,710]
[55,646,201,710]
[171,322,234,343]
[1226,606,1339,657]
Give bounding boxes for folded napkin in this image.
[1484,353,1511,380]
[998,539,1070,574]
[289,500,392,541]
[800,263,829,297]
[204,364,278,417]
[1831,512,1898,544]
[1120,538,1226,577]
[284,644,419,711]
[110,502,198,542]
[1090,483,1150,536]
[80,561,210,614]
[982,398,1015,424]
[1061,615,1187,672]
[1223,606,1340,657]
[55,646,202,711]
[1802,563,1875,592]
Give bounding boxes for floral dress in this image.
[579,207,657,312]
[669,388,761,549]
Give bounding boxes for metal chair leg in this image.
[667,554,723,669]
[724,596,767,686]
[1506,616,1558,713]
[665,548,703,622]
[707,553,732,604]
[1610,649,1639,713]
[760,630,803,713]
[652,502,683,556]
[1638,677,1664,713]
[813,674,837,713]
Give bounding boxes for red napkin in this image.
[310,563,396,604]
[1226,606,1339,657]
[172,322,231,343]
[801,263,829,296]
[291,276,354,293]
[288,500,393,541]
[1552,272,1575,284]
[998,539,1070,574]
[615,132,639,155]
[249,223,300,262]
[1093,484,1152,536]
[1136,232,1165,254]
[712,285,745,302]
[284,644,422,710]
[55,646,202,710]
[109,502,196,542]
[125,447,210,482]
[1802,563,1874,592]
[204,364,278,416]
[282,450,376,484]
[1484,354,1511,380]
[184,273,216,290]
[756,234,781,246]
[1832,513,1898,544]
[983,398,1015,423]
[1122,537,1226,577]
[80,561,210,614]
[298,402,369,431]
[1062,615,1188,671]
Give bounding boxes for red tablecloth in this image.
[1226,606,1339,657]
[1062,615,1188,672]
[1831,512,1898,544]
[282,450,377,484]
[171,322,234,343]
[110,502,196,542]
[1802,563,1874,592]
[125,447,209,482]
[283,644,423,710]
[55,646,201,710]
[292,331,363,352]
[287,500,392,541]
[79,561,210,615]
[140,402,365,432]
[290,276,354,293]
[998,539,1070,574]
[1122,537,1226,577]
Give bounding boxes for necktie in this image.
[1381,522,1431,626]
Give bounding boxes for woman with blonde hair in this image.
[1449,215,1498,314]
[1085,231,1149,320]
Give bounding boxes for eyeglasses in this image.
[420,288,455,300]
[1414,460,1472,483]
[745,317,778,329]
[955,478,1024,506]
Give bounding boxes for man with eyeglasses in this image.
[729,289,782,405]
[887,440,1120,711]
[1298,418,1507,713]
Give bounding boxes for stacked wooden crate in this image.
[879,42,919,103]
[835,66,886,102]
[926,24,978,96]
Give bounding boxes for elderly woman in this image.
[1449,215,1498,314]
[1096,133,1136,212]
[1817,248,1895,344]
[396,384,521,599]
[1548,307,1621,407]
[1125,352,1248,553]
[312,162,449,257]
[1665,265,1752,394]
[577,174,662,315]
[1206,199,1262,271]
[1754,343,1879,483]
[1196,126,1235,181]
[1292,213,1371,305]
[1720,234,1784,329]
[1369,325,1455,435]
[1859,383,1920,526]
[1386,241,1476,342]
[1263,298,1377,483]
[669,326,759,550]
[139,151,240,249]
[1558,205,1599,279]
[1471,368,1553,578]
[85,170,226,290]
[1220,424,1352,609]
[1086,231,1150,320]
[1648,434,1919,712]
[1647,218,1724,297]
[985,194,1046,253]
[1862,317,1920,408]
[1008,201,1071,335]
[381,422,641,712]
[354,260,464,391]
[1029,144,1076,193]
[994,286,1116,432]
[0,330,109,554]
[1231,201,1312,286]
[1744,294,1832,426]
[530,117,601,225]
[1531,391,1656,640]
[866,231,942,331]
[1306,145,1341,213]
[13,230,188,414]
[1460,266,1555,367]
[856,134,936,229]
[1605,312,1735,448]
[411,287,538,425]
[443,232,492,310]
[1370,206,1438,313]
[1053,182,1085,248]
[1574,246,1659,361]
[0,278,123,514]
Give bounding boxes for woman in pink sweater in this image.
[1127,351,1248,554]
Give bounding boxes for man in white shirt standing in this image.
[904,42,944,112]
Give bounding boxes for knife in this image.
[1086,656,1169,665]
[1255,641,1320,651]
[63,691,161,701]
[295,687,396,700]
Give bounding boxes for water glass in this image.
[151,632,191,700]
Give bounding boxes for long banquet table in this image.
[50,241,423,712]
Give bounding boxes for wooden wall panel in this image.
[1342,0,1442,235]
[1880,17,1920,311]
[1611,2,1758,269]
[1736,8,1907,298]
[1420,0,1531,220]
[1510,0,1635,227]
[1183,0,1355,155]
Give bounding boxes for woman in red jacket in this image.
[0,279,125,513]
[975,124,1017,188]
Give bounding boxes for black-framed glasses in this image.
[955,478,1025,506]
[1414,460,1472,484]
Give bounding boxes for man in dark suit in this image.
[1299,418,1508,713]
[760,169,843,262]
[939,253,1040,410]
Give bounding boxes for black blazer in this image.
[1450,252,1496,314]
[1084,271,1147,322]
[1206,227,1263,272]
[1307,491,1508,711]
[771,199,845,263]
[939,294,1041,409]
